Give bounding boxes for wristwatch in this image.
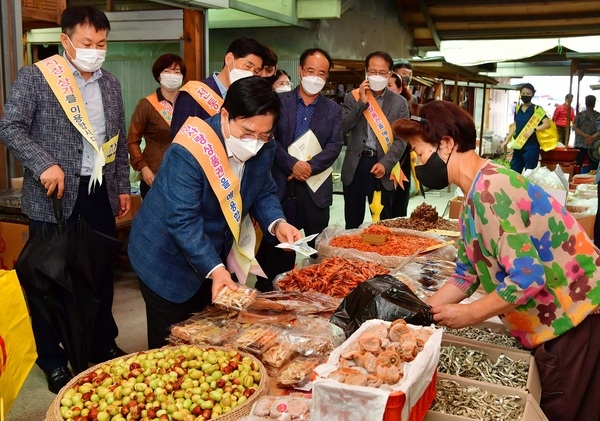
[272,218,286,235]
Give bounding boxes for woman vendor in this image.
[128,77,302,349]
[393,101,599,421]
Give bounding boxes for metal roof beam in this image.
[418,0,440,50]
[228,0,311,29]
[437,24,600,39]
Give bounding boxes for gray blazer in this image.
[0,63,129,222]
[341,88,409,191]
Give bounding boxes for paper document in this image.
[276,233,318,257]
[288,130,332,193]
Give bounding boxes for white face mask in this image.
[229,62,254,85]
[275,85,292,93]
[367,74,389,92]
[300,75,326,95]
[66,37,106,73]
[160,73,183,91]
[225,121,264,162]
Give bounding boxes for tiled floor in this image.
[6,188,456,420]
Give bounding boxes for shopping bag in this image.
[536,119,559,151]
[329,274,434,338]
[0,270,37,416]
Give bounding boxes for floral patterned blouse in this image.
[449,162,600,348]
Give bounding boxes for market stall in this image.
[46,204,549,421]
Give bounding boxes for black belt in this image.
[361,149,377,157]
[79,175,91,184]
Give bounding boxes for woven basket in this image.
[46,345,269,421]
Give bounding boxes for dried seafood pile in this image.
[444,326,524,349]
[377,203,459,232]
[431,378,525,420]
[325,320,433,388]
[438,344,529,388]
[276,256,389,297]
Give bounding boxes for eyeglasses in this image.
[366,70,391,77]
[274,80,293,88]
[230,119,273,143]
[301,67,327,79]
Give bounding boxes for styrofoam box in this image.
[424,373,548,421]
[439,338,541,403]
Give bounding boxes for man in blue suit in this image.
[170,37,269,136]
[255,48,344,291]
[128,77,301,348]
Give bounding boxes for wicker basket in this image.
[46,346,269,421]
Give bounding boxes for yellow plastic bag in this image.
[536,119,559,151]
[0,270,37,417]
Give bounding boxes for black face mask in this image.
[402,76,412,87]
[521,95,533,104]
[415,149,451,190]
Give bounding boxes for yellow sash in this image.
[352,89,408,189]
[145,93,173,126]
[172,116,262,284]
[35,54,115,193]
[179,81,224,117]
[508,105,545,150]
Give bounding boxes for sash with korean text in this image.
[172,116,264,284]
[508,105,546,150]
[35,54,114,193]
[352,89,408,189]
[145,92,173,126]
[179,81,224,117]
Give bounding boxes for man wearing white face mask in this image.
[255,48,343,292]
[341,51,410,229]
[0,5,130,393]
[128,54,186,198]
[171,37,269,136]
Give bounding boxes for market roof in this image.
[408,57,498,86]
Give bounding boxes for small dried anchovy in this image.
[445,326,524,350]
[431,378,525,420]
[438,345,529,389]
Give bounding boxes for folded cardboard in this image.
[447,196,463,219]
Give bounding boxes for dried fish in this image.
[444,326,524,350]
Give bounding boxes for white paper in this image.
[288,129,332,193]
[276,233,318,257]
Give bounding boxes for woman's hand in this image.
[210,266,238,301]
[430,303,475,328]
[140,166,155,187]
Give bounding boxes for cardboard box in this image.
[440,338,541,403]
[447,196,463,219]
[10,177,23,189]
[575,213,595,240]
[425,373,548,421]
[0,221,29,270]
[115,194,142,230]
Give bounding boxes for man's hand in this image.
[140,166,155,186]
[358,79,370,104]
[370,162,386,179]
[117,194,131,219]
[291,161,312,181]
[40,165,65,198]
[275,221,302,244]
[210,266,238,301]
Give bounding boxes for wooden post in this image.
[183,9,205,82]
[478,82,487,156]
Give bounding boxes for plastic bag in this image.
[329,274,434,338]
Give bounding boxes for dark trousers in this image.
[27,179,119,373]
[510,147,540,174]
[575,147,599,171]
[556,125,567,145]
[140,179,150,199]
[138,277,213,349]
[533,313,600,421]
[255,181,329,291]
[343,156,394,229]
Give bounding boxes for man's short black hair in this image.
[61,6,111,36]
[224,76,280,121]
[365,51,393,71]
[393,59,412,72]
[225,37,269,64]
[299,48,333,70]
[585,95,596,108]
[520,83,536,94]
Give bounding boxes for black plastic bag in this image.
[329,274,434,338]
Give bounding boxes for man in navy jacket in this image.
[255,48,343,291]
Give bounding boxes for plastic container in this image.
[383,371,437,421]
